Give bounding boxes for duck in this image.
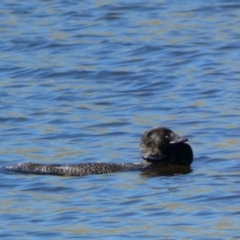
[140,127,193,166]
[3,127,193,177]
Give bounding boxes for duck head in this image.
[140,127,188,162]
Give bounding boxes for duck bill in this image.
[169,133,188,144]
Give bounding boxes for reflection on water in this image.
[141,165,192,177]
[0,0,240,239]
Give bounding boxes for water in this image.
[1,0,240,239]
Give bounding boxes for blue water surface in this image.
[1,0,240,239]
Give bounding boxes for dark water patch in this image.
[88,121,130,128]
[0,117,29,123]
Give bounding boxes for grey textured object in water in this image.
[5,162,146,176]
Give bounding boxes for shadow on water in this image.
[140,165,192,177]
